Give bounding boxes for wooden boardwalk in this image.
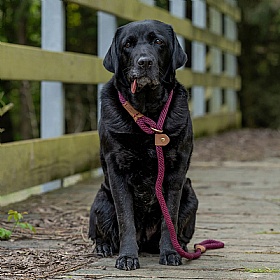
[58,160,280,279]
[1,159,279,279]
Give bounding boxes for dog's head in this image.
[103,20,187,93]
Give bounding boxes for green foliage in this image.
[155,0,169,10]
[7,210,36,232]
[0,228,12,240]
[66,3,97,54]
[0,0,41,142]
[238,0,280,128]
[0,0,41,46]
[0,210,35,240]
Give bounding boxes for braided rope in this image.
[155,145,224,259]
[118,90,224,260]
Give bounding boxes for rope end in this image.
[194,244,206,253]
[194,240,225,254]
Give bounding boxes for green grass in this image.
[243,267,280,273]
[257,231,280,234]
[245,251,280,255]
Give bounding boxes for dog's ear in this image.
[103,44,116,73]
[162,25,187,89]
[103,28,122,73]
[171,28,188,70]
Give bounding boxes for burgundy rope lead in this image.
[118,90,224,260]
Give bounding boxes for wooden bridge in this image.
[1,2,280,279]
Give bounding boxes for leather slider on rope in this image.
[151,127,170,146]
[155,133,170,146]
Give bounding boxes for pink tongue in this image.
[131,79,137,94]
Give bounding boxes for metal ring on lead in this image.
[151,127,163,133]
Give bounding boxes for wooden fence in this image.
[0,0,241,205]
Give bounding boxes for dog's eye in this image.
[155,39,164,45]
[124,42,131,48]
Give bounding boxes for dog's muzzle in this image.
[129,55,160,94]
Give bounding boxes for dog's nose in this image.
[137,57,153,68]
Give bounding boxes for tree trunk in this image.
[17,2,39,139]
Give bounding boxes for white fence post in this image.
[225,0,238,112]
[140,0,154,5]
[192,0,206,117]
[209,6,222,113]
[169,0,186,65]
[41,0,65,192]
[97,12,116,121]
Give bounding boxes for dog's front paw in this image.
[115,256,140,270]
[159,251,182,266]
[95,242,113,257]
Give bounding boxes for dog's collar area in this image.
[118,91,172,146]
[121,100,144,122]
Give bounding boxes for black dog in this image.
[89,20,198,270]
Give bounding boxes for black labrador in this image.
[89,20,198,270]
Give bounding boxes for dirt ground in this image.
[192,128,280,162]
[0,128,279,279]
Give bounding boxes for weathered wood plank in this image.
[0,42,112,83]
[206,0,241,22]
[0,42,240,89]
[0,113,241,197]
[0,131,100,196]
[0,113,242,197]
[193,111,241,137]
[67,0,241,55]
[177,69,241,90]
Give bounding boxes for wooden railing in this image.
[0,0,241,204]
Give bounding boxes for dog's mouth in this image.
[130,77,160,94]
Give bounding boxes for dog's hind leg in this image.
[89,184,119,257]
[178,178,198,251]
